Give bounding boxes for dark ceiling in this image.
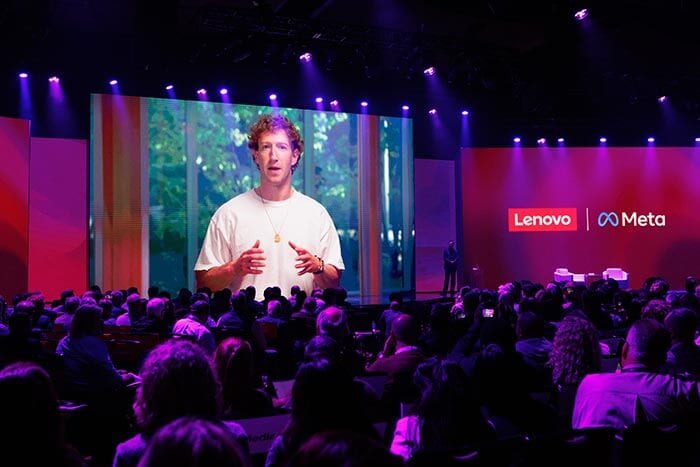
[1,0,699,151]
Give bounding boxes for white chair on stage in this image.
[602,267,630,289]
[554,268,574,283]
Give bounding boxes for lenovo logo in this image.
[508,208,578,232]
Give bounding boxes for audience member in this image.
[0,362,84,466]
[572,319,698,430]
[214,337,273,419]
[291,430,403,467]
[172,300,217,354]
[662,307,700,379]
[114,339,250,467]
[265,359,378,467]
[136,417,251,467]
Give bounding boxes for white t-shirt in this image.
[194,189,344,300]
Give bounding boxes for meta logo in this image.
[508,208,578,232]
[596,211,666,228]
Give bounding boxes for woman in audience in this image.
[390,358,491,461]
[0,362,84,466]
[265,359,379,467]
[114,339,250,467]
[56,304,130,401]
[214,336,274,419]
[548,315,602,388]
[136,417,251,467]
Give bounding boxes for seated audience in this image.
[572,319,699,430]
[56,304,130,401]
[515,311,553,386]
[265,359,378,467]
[549,315,602,388]
[390,358,491,461]
[662,307,700,378]
[136,417,251,467]
[0,362,84,467]
[114,339,250,467]
[54,296,81,331]
[172,300,216,355]
[214,337,273,419]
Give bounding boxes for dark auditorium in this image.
[1,1,700,466]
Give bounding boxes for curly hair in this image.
[247,113,304,171]
[134,340,221,436]
[548,316,601,386]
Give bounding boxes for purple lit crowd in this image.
[1,276,699,467]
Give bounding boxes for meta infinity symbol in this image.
[597,212,620,227]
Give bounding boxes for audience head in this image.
[213,337,255,405]
[137,417,250,467]
[98,298,114,321]
[267,299,283,318]
[147,285,160,299]
[0,362,64,462]
[302,296,318,314]
[516,311,545,340]
[69,304,103,338]
[304,335,341,364]
[290,430,403,467]
[641,299,671,323]
[664,307,698,343]
[622,318,672,370]
[316,306,350,342]
[548,315,601,386]
[134,340,221,436]
[390,313,419,345]
[290,285,301,297]
[147,297,167,320]
[191,300,211,322]
[64,296,81,315]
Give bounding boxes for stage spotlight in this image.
[513,137,521,144]
[196,88,207,95]
[18,72,28,79]
[401,105,410,111]
[537,138,546,145]
[314,97,323,103]
[695,137,700,143]
[219,88,228,95]
[109,79,118,86]
[269,93,277,101]
[428,108,437,115]
[657,96,668,103]
[299,52,312,63]
[48,76,60,83]
[599,137,607,143]
[461,110,469,116]
[165,84,174,90]
[647,137,655,143]
[557,138,565,143]
[360,101,368,107]
[423,67,436,76]
[574,8,589,21]
[329,100,339,108]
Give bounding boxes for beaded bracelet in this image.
[313,255,325,274]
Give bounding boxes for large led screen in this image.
[90,95,414,299]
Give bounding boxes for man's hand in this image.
[233,240,266,276]
[288,241,323,276]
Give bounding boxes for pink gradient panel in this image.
[0,117,30,299]
[29,138,88,300]
[415,159,457,292]
[460,147,700,290]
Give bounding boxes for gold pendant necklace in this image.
[256,188,291,243]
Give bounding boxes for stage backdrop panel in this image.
[460,147,700,290]
[0,117,30,299]
[29,138,88,300]
[415,159,456,292]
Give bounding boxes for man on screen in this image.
[194,113,344,300]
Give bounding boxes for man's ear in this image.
[620,341,630,363]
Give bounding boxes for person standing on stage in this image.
[194,113,344,300]
[442,240,459,296]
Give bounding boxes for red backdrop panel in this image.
[0,117,30,299]
[29,138,88,300]
[460,147,700,289]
